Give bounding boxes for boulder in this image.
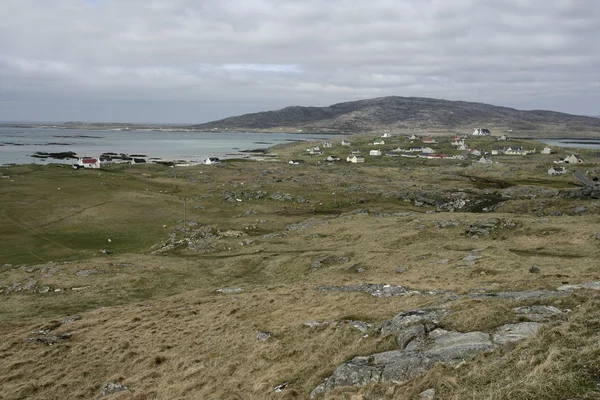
[492,322,541,345]
[101,382,128,396]
[315,284,419,298]
[513,305,563,322]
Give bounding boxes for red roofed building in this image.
[74,157,101,169]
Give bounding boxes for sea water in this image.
[0,127,333,165]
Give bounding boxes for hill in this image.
[192,96,600,136]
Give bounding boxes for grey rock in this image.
[529,265,540,273]
[346,320,371,333]
[420,388,436,400]
[557,281,600,291]
[101,382,128,396]
[304,320,332,329]
[311,255,349,269]
[395,266,408,273]
[274,382,291,392]
[25,333,72,346]
[573,206,588,214]
[61,315,81,324]
[76,269,98,277]
[514,305,563,322]
[380,309,450,337]
[215,287,244,294]
[38,286,50,293]
[462,253,482,262]
[425,329,494,360]
[596,232,600,240]
[316,284,419,298]
[470,290,566,301]
[493,322,541,345]
[256,331,274,341]
[22,280,37,291]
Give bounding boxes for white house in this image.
[369,149,382,156]
[326,155,341,162]
[548,166,567,175]
[323,142,333,148]
[563,154,584,164]
[346,155,365,163]
[351,149,361,155]
[409,146,423,152]
[491,149,501,155]
[203,157,221,165]
[421,147,435,154]
[470,149,482,156]
[381,133,392,138]
[451,139,464,146]
[288,159,305,165]
[373,139,385,145]
[472,128,492,136]
[408,134,418,140]
[457,143,469,151]
[541,147,552,154]
[74,157,101,169]
[504,146,535,156]
[423,137,437,144]
[341,140,351,147]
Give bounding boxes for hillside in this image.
[192,96,600,136]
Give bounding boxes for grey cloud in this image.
[0,0,599,122]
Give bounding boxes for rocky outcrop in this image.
[315,284,421,298]
[311,307,556,398]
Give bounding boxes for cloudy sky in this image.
[1,0,599,123]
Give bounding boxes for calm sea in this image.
[540,138,600,150]
[0,127,333,165]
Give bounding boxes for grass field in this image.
[1,135,599,399]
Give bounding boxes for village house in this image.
[400,152,418,158]
[373,139,385,145]
[408,134,418,140]
[325,155,341,162]
[203,157,221,165]
[351,149,361,155]
[457,143,469,151]
[470,149,482,156]
[73,157,101,169]
[472,128,492,136]
[421,147,435,154]
[497,135,508,141]
[541,147,552,154]
[341,140,351,147]
[408,146,423,152]
[386,151,399,157]
[323,142,333,148]
[504,146,535,156]
[451,138,464,146]
[491,149,501,155]
[422,137,437,144]
[309,147,323,155]
[288,159,305,165]
[346,155,365,163]
[369,149,382,156]
[381,133,392,138]
[548,166,567,175]
[562,154,584,164]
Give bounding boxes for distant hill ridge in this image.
[192,96,600,135]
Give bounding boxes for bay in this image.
[0,127,333,165]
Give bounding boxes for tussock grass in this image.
[1,136,599,399]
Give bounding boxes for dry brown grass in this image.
[1,137,600,399]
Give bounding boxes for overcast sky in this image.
[1,0,599,123]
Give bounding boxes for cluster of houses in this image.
[73,154,222,169]
[298,129,592,179]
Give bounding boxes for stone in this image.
[573,206,588,214]
[61,315,81,324]
[304,320,332,329]
[470,290,566,301]
[256,331,274,341]
[101,382,128,396]
[38,286,50,293]
[311,255,349,269]
[557,281,600,291]
[274,382,291,392]
[346,320,371,333]
[596,232,600,240]
[529,266,540,273]
[76,269,98,277]
[396,267,408,273]
[493,322,541,345]
[419,388,436,400]
[380,309,450,337]
[425,329,494,361]
[316,284,419,298]
[215,287,244,294]
[514,306,563,322]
